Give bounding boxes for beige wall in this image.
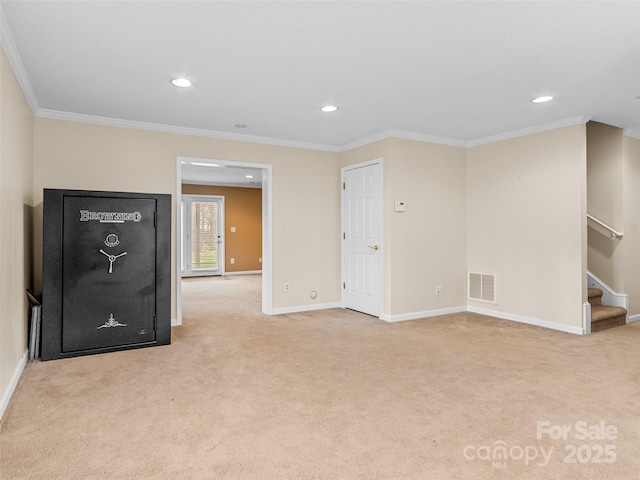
[182,185,262,273]
[339,138,467,317]
[385,139,466,315]
[586,121,625,290]
[467,125,587,329]
[623,135,640,316]
[0,47,34,402]
[33,118,342,316]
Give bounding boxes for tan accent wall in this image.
[33,117,341,318]
[467,125,587,329]
[0,47,35,402]
[181,185,262,273]
[586,121,625,290]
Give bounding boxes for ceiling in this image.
[181,161,263,188]
[1,1,639,152]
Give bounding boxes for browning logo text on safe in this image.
[79,210,142,223]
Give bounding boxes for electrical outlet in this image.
[284,283,289,292]
[230,258,235,264]
[435,285,443,295]
[259,258,262,263]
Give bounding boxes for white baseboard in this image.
[468,306,584,335]
[0,349,28,421]
[379,306,466,323]
[271,302,341,315]
[224,270,262,276]
[378,306,583,335]
[628,314,640,324]
[171,318,180,327]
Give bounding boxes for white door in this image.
[342,161,383,316]
[181,195,224,276]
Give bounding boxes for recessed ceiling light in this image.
[320,105,339,113]
[171,78,192,87]
[245,175,254,179]
[531,95,554,103]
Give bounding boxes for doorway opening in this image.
[175,156,273,325]
[181,195,225,277]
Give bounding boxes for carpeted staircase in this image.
[588,287,627,332]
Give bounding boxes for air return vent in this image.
[468,272,496,303]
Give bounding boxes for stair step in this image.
[588,287,603,306]
[591,305,627,332]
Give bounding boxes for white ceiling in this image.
[181,161,263,188]
[1,1,639,151]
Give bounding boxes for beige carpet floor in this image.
[1,274,639,479]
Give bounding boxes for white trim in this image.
[587,271,629,313]
[33,110,596,154]
[271,302,341,315]
[468,306,584,335]
[624,128,640,140]
[37,109,342,153]
[175,159,183,325]
[224,270,262,276]
[176,156,273,323]
[466,115,592,147]
[627,314,640,324]
[583,302,592,335]
[340,129,466,151]
[379,306,466,323]
[181,179,261,189]
[0,8,39,113]
[0,349,28,421]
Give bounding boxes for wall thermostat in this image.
[394,201,406,212]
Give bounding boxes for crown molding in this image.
[36,109,343,153]
[466,115,592,147]
[0,5,627,154]
[0,7,39,114]
[35,109,600,154]
[338,129,466,151]
[624,127,640,140]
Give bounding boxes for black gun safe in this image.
[41,189,171,361]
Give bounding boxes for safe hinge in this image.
[154,211,157,228]
[153,314,157,331]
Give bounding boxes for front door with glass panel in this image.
[181,195,224,276]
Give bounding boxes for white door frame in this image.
[175,156,273,325]
[181,194,225,277]
[341,159,384,317]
